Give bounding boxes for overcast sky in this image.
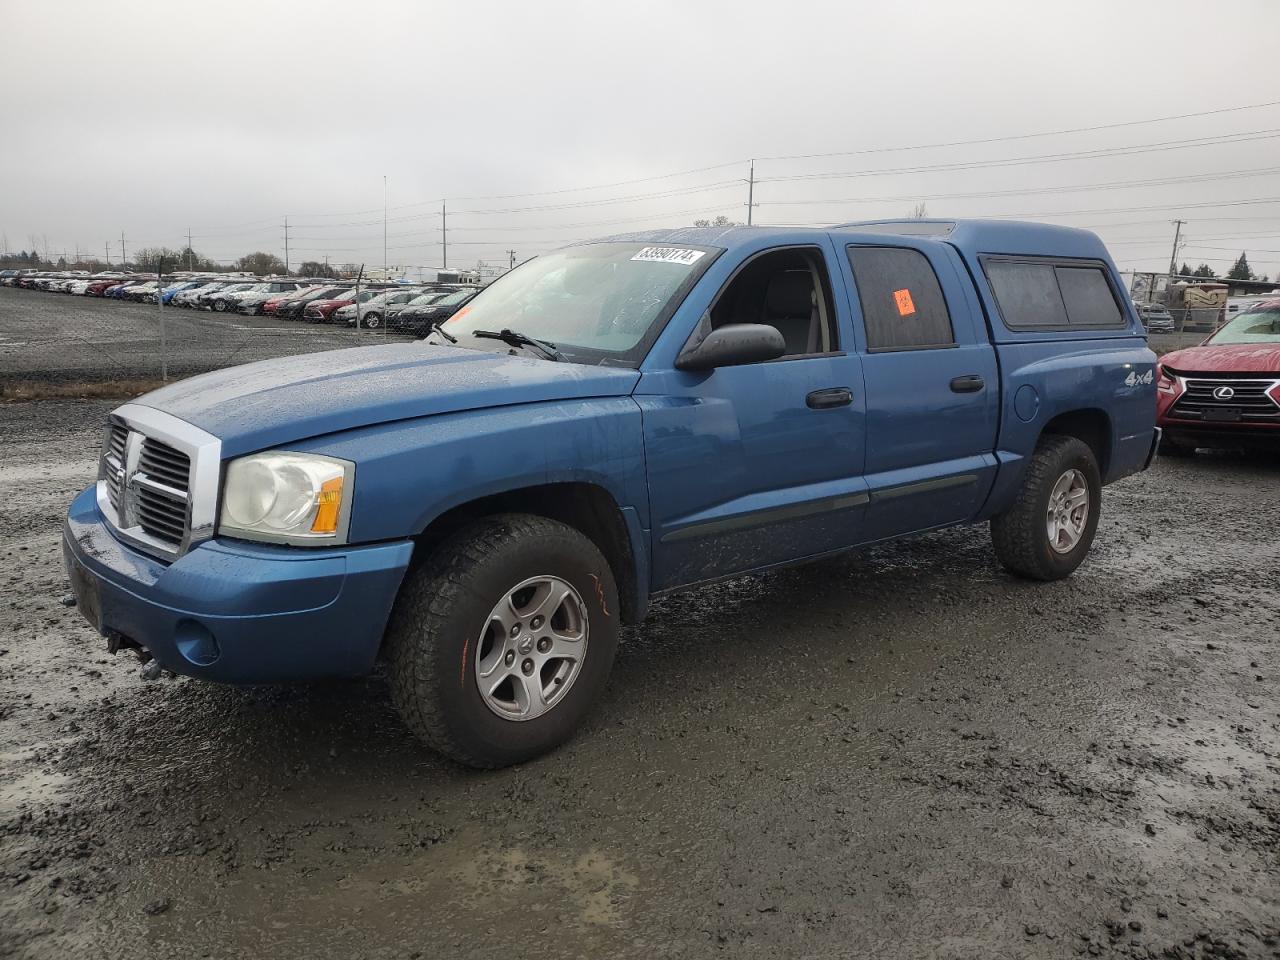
[3,0,1279,278]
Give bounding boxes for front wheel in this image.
[212,299,227,312]
[363,312,381,328]
[387,514,619,768]
[990,435,1101,581]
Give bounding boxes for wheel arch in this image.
[1039,407,1112,478]
[412,481,644,624]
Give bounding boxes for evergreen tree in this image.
[1178,262,1192,277]
[1226,252,1255,281]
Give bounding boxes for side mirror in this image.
[675,322,786,371]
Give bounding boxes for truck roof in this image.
[599,218,1114,263]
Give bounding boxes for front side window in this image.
[706,246,838,357]
[846,246,954,351]
[442,242,716,363]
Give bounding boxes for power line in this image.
[179,97,1280,227]
[755,98,1280,163]
[756,164,1280,209]
[757,129,1280,187]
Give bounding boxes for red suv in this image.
[1156,298,1280,454]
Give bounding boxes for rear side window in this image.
[984,258,1124,330]
[846,246,955,351]
[1056,267,1123,327]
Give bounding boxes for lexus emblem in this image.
[1212,385,1236,400]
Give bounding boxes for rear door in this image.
[835,237,999,541]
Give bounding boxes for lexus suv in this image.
[1157,298,1280,454]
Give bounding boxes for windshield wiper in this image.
[427,320,457,343]
[471,328,564,362]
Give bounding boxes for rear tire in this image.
[387,514,619,768]
[991,434,1101,581]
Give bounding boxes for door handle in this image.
[949,375,985,393]
[806,387,853,409]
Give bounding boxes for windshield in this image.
[407,292,446,305]
[1208,309,1280,344]
[442,242,716,362]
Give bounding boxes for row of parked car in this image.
[0,269,478,336]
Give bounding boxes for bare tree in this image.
[235,251,288,276]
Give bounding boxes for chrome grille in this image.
[138,438,191,493]
[132,439,192,548]
[1170,374,1280,422]
[103,421,129,512]
[95,405,221,561]
[136,485,187,544]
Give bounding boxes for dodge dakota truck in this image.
[63,220,1159,768]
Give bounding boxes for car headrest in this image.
[765,271,814,317]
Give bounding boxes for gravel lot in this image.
[0,288,1276,959]
[0,287,409,388]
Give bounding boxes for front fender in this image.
[290,397,649,543]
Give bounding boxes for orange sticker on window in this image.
[893,288,916,317]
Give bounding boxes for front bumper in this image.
[62,486,414,684]
[1160,422,1280,449]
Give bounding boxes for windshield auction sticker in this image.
[631,247,707,265]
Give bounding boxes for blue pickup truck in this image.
[63,219,1158,767]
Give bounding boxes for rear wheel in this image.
[363,312,381,328]
[991,435,1101,581]
[212,299,227,312]
[387,514,619,768]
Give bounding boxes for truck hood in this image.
[135,343,641,456]
[1160,342,1280,374]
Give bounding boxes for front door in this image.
[637,243,867,592]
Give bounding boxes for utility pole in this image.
[105,242,111,267]
[1168,219,1186,278]
[157,255,167,382]
[507,249,516,271]
[746,159,756,226]
[383,176,388,282]
[121,231,127,269]
[187,227,194,271]
[354,264,365,331]
[283,216,290,275]
[441,200,448,269]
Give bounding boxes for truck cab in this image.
[63,220,1157,768]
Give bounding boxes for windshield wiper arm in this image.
[471,328,564,361]
[427,320,457,343]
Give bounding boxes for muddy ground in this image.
[0,289,1277,959]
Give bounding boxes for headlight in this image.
[219,452,353,545]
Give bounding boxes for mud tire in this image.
[387,514,619,768]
